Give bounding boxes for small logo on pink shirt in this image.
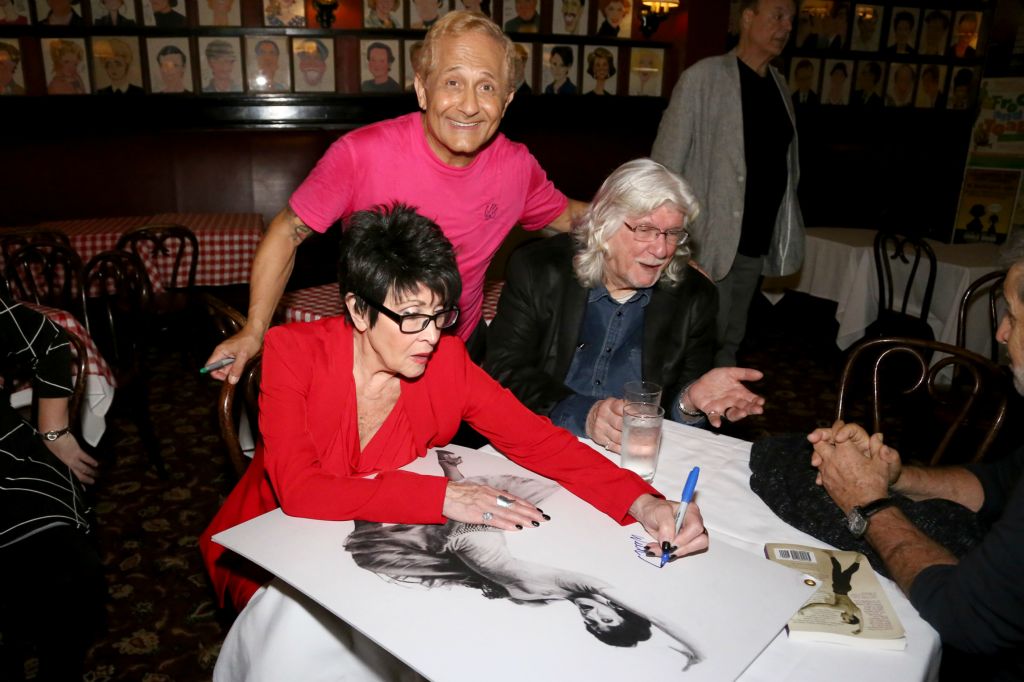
[484,203,498,220]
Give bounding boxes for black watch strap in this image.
[857,497,897,518]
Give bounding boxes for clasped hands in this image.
[807,420,903,514]
[586,367,765,452]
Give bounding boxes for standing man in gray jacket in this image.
[652,0,804,367]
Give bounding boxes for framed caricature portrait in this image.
[948,66,979,110]
[410,0,445,30]
[885,7,919,55]
[553,0,587,36]
[91,36,144,94]
[628,47,662,97]
[511,41,533,95]
[917,9,950,57]
[198,36,243,93]
[456,0,488,16]
[364,0,402,29]
[503,0,539,33]
[949,11,982,59]
[42,37,90,94]
[264,0,304,27]
[247,35,290,93]
[292,37,334,93]
[795,0,828,50]
[142,0,188,27]
[850,4,882,52]
[884,62,916,107]
[850,59,884,107]
[404,39,422,91]
[788,57,820,108]
[35,0,84,25]
[595,0,630,38]
[91,0,136,25]
[146,36,193,93]
[0,40,26,94]
[360,38,401,93]
[915,63,947,108]
[541,43,578,95]
[822,59,853,105]
[581,45,616,96]
[0,0,31,24]
[198,0,240,26]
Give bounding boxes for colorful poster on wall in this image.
[952,167,1020,244]
[968,77,1024,166]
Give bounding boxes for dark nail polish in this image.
[536,508,544,513]
[542,514,551,521]
[668,555,680,564]
[670,545,678,553]
[661,541,671,553]
[531,520,540,527]
[515,524,523,530]
[645,550,656,557]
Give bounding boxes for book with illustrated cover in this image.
[765,543,906,650]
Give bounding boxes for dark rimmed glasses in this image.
[361,295,459,334]
[623,221,688,245]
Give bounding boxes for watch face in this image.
[847,508,868,537]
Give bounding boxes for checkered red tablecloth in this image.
[24,303,115,385]
[279,280,507,326]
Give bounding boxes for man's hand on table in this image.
[807,420,901,513]
[206,325,263,384]
[586,398,624,453]
[629,494,708,563]
[687,367,765,428]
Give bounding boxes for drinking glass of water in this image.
[623,380,662,407]
[620,403,664,483]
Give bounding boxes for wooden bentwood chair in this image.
[219,354,262,478]
[956,270,1007,364]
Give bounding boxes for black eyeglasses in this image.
[623,221,688,245]
[361,295,459,334]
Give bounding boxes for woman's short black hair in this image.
[550,45,574,67]
[572,593,653,647]
[337,202,461,327]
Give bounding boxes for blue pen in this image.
[661,466,700,568]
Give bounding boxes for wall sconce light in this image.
[639,0,680,39]
[314,0,339,28]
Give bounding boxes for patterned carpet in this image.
[56,290,999,680]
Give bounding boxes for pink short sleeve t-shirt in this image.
[289,112,568,339]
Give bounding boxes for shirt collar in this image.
[588,284,652,307]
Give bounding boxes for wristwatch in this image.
[846,497,897,538]
[40,426,71,442]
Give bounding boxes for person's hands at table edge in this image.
[442,480,548,531]
[686,367,765,428]
[630,494,708,563]
[586,397,624,453]
[206,326,263,384]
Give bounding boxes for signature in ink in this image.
[631,534,662,567]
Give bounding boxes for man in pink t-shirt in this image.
[207,10,584,384]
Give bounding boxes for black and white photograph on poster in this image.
[264,0,304,27]
[822,59,853,105]
[885,62,916,107]
[884,7,919,54]
[850,4,882,52]
[595,0,629,38]
[292,37,334,93]
[917,8,950,56]
[628,47,662,96]
[213,446,816,682]
[948,10,981,59]
[246,36,290,93]
[410,0,445,29]
[542,43,577,95]
[504,0,539,33]
[553,0,587,35]
[404,39,422,91]
[198,36,243,93]
[512,41,532,95]
[91,36,144,94]
[849,59,884,107]
[915,63,946,108]
[141,0,187,27]
[146,36,193,93]
[0,40,26,94]
[0,0,30,24]
[456,0,489,16]
[363,0,401,29]
[948,66,979,110]
[91,0,135,26]
[360,38,401,93]
[788,57,820,110]
[36,0,84,25]
[582,45,616,96]
[198,0,240,26]
[42,37,90,94]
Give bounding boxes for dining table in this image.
[762,227,1002,356]
[214,421,941,681]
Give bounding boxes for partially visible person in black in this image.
[0,296,104,681]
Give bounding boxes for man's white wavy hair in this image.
[572,158,701,289]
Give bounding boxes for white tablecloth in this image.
[764,228,1001,355]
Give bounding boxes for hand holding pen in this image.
[661,467,701,567]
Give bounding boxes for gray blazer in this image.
[651,52,805,281]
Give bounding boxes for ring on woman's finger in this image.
[707,410,718,416]
[496,494,515,509]
[482,511,494,522]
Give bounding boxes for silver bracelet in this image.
[678,390,703,418]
